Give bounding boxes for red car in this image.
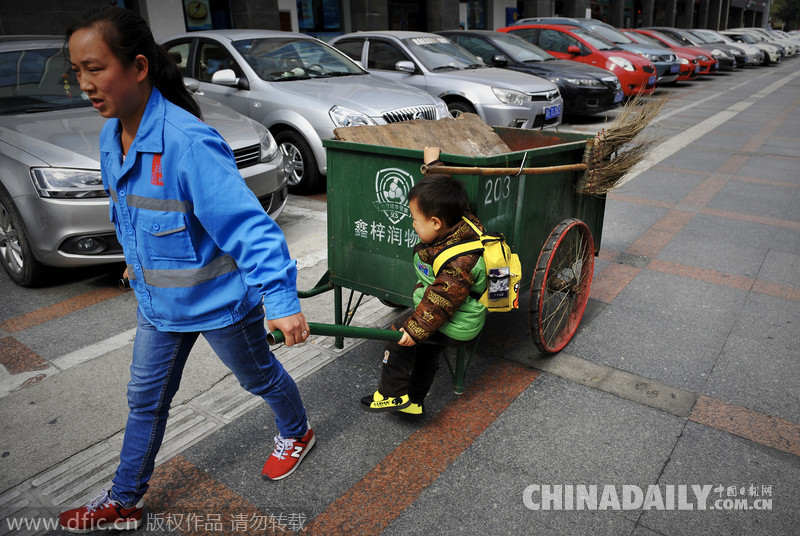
[630,29,718,76]
[499,23,656,96]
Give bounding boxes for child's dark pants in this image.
[377,312,471,404]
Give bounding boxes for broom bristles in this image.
[578,93,667,196]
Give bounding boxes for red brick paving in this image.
[306,360,540,536]
[0,288,125,334]
[147,456,268,535]
[0,336,48,374]
[690,396,800,457]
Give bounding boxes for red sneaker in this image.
[261,428,316,480]
[58,489,143,533]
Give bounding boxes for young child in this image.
[360,173,487,416]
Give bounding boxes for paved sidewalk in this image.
[1,60,799,535]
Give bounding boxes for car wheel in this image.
[274,130,323,195]
[447,100,477,118]
[0,187,46,287]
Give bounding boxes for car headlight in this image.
[564,77,603,87]
[492,87,530,106]
[679,57,690,65]
[638,52,659,62]
[31,168,105,198]
[608,56,635,71]
[329,105,377,127]
[711,49,730,58]
[697,54,711,61]
[434,99,450,119]
[259,129,280,162]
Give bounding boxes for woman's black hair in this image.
[407,174,471,229]
[66,7,202,119]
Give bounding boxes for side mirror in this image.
[395,60,416,73]
[567,45,582,55]
[183,77,200,93]
[492,54,509,66]
[211,68,249,89]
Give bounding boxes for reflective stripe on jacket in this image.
[100,89,299,331]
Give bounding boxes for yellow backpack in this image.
[432,217,522,312]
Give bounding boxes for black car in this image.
[438,29,623,116]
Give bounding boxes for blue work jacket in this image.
[100,88,300,331]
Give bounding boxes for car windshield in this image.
[0,47,90,114]
[232,37,365,81]
[403,36,484,70]
[587,24,633,44]
[691,30,722,43]
[647,32,682,47]
[731,33,756,44]
[490,32,555,62]
[685,31,712,44]
[626,32,662,47]
[571,28,620,51]
[660,30,694,46]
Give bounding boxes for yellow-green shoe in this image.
[359,390,411,413]
[399,402,424,416]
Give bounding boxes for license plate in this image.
[648,75,656,86]
[670,64,680,73]
[695,65,701,72]
[613,91,623,103]
[544,104,562,120]
[714,62,719,69]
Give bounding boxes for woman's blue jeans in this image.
[110,303,308,507]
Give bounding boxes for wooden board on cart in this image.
[333,113,511,157]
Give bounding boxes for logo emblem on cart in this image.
[374,168,414,225]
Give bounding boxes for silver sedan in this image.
[329,31,564,130]
[159,30,451,194]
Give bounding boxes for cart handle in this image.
[420,162,588,176]
[268,322,403,345]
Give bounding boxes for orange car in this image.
[499,23,656,96]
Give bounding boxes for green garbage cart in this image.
[279,123,610,393]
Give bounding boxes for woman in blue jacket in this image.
[60,8,315,532]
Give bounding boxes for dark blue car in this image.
[438,30,623,116]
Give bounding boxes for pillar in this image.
[230,0,281,29]
[641,0,656,27]
[519,0,553,18]
[427,0,459,30]
[656,0,678,26]
[350,0,389,30]
[608,0,626,26]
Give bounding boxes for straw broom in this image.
[420,93,667,196]
[576,93,668,196]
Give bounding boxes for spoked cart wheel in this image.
[529,218,594,353]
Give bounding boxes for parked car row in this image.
[3,23,796,287]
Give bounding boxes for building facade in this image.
[0,0,772,41]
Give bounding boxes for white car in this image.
[160,30,451,194]
[730,27,797,56]
[691,29,763,66]
[722,30,781,65]
[329,31,564,130]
